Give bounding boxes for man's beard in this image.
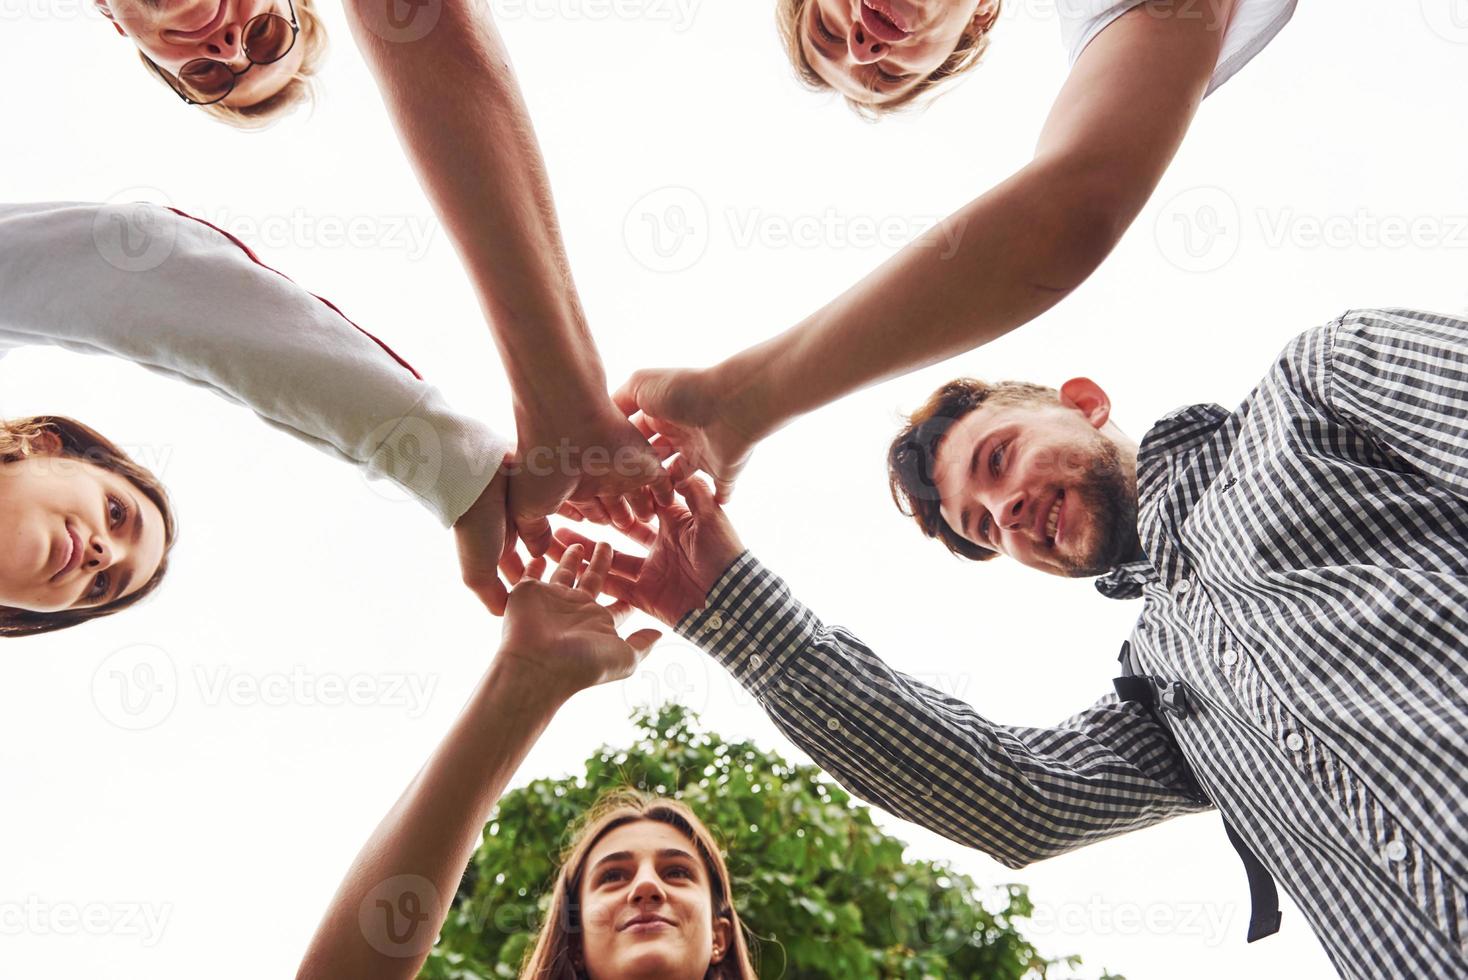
[1059,437,1142,578]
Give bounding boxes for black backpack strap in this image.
[1113,641,1282,944]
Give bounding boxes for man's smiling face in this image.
[929,378,1144,578]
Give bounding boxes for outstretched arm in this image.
[296,544,660,980]
[343,0,670,550]
[557,482,1211,864]
[617,1,1236,499]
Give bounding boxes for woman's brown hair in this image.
[776,0,1002,117]
[0,416,177,638]
[520,790,757,980]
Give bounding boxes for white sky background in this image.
[2,0,1466,976]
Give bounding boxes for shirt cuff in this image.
[674,551,819,698]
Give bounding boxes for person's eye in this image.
[666,865,694,880]
[876,66,910,84]
[978,512,992,542]
[989,440,1009,478]
[597,869,626,885]
[813,7,841,43]
[107,494,129,529]
[88,571,110,602]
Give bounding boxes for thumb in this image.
[474,578,509,617]
[627,628,663,657]
[613,370,656,418]
[713,477,736,506]
[516,514,555,558]
[679,476,719,518]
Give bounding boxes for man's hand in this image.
[453,466,517,616]
[613,367,760,506]
[550,478,745,628]
[510,403,674,556]
[495,543,663,702]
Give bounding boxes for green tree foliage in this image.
[423,705,1122,980]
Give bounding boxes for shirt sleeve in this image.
[1324,308,1468,501]
[676,553,1212,869]
[0,201,510,527]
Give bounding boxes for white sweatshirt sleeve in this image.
[0,201,510,527]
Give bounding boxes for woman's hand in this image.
[495,542,663,702]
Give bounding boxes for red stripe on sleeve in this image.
[166,207,423,381]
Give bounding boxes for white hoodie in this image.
[0,201,509,527]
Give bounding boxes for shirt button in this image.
[705,612,724,632]
[1222,650,1240,667]
[1384,840,1409,863]
[749,654,762,668]
[1174,580,1192,597]
[1284,732,1306,752]
[826,718,840,731]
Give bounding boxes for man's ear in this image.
[1058,377,1111,430]
[95,0,129,36]
[28,427,65,457]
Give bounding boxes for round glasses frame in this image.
[147,0,300,107]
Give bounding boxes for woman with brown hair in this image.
[295,541,756,980]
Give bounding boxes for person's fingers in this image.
[516,515,555,558]
[630,412,659,442]
[601,494,636,530]
[550,544,583,588]
[600,573,640,605]
[474,578,509,617]
[524,554,548,582]
[557,502,586,522]
[678,475,718,517]
[714,477,736,505]
[666,454,698,487]
[612,371,660,419]
[626,628,662,656]
[553,528,645,578]
[648,464,675,508]
[606,599,636,627]
[575,498,612,525]
[628,487,656,523]
[646,434,677,461]
[500,548,527,586]
[579,542,612,597]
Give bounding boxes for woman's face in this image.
[0,453,167,613]
[97,0,304,107]
[577,820,732,980]
[801,0,985,106]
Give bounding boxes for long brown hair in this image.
[776,0,1002,117]
[0,416,177,638]
[520,790,757,980]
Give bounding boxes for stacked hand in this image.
[613,367,760,506]
[550,477,746,629]
[494,541,663,702]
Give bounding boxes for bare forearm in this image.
[345,0,605,417]
[719,155,1127,439]
[295,659,564,980]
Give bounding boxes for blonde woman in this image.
[296,541,758,980]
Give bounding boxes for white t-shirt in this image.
[0,201,509,527]
[1059,0,1297,96]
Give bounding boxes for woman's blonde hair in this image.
[137,0,328,131]
[0,416,177,638]
[519,790,757,980]
[776,0,1001,117]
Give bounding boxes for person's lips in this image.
[169,0,229,40]
[858,0,911,42]
[50,524,83,583]
[619,912,675,933]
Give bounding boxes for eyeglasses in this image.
[148,0,299,106]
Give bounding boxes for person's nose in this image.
[201,10,247,64]
[628,866,667,906]
[83,531,116,573]
[999,491,1030,536]
[847,22,887,65]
